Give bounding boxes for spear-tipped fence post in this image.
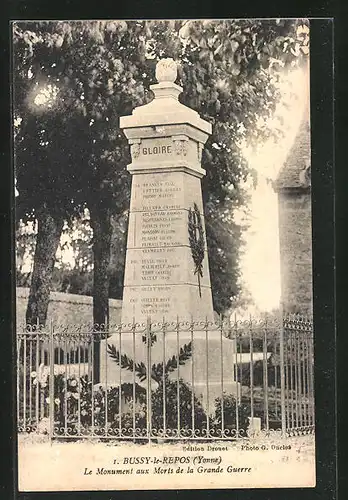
[49,318,54,444]
[279,315,286,438]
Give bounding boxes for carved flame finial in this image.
[155,58,177,83]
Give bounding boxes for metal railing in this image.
[17,315,314,441]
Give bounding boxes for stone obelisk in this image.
[119,58,214,325]
[100,60,238,410]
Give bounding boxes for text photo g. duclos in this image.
[13,18,315,491]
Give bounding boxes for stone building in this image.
[273,101,313,315]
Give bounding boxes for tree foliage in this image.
[13,19,309,319]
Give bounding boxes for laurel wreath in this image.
[107,341,192,384]
[188,203,205,298]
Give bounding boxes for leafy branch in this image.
[188,203,205,297]
[107,341,192,384]
[107,343,147,381]
[151,342,192,382]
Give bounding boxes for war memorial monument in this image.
[100,59,238,409]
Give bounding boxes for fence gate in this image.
[17,315,314,441]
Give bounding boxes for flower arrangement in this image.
[27,369,267,437]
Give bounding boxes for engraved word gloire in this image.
[142,144,172,156]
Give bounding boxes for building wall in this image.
[16,287,122,328]
[277,190,313,315]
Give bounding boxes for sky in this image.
[238,66,308,312]
[17,64,309,315]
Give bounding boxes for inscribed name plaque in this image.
[122,170,212,324]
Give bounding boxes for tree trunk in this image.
[109,212,128,299]
[89,205,112,384]
[25,210,64,326]
[90,205,112,327]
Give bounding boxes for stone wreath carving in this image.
[130,143,140,159]
[174,140,188,156]
[188,203,205,298]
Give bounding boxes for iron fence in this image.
[17,315,314,441]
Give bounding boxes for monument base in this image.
[99,331,240,414]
